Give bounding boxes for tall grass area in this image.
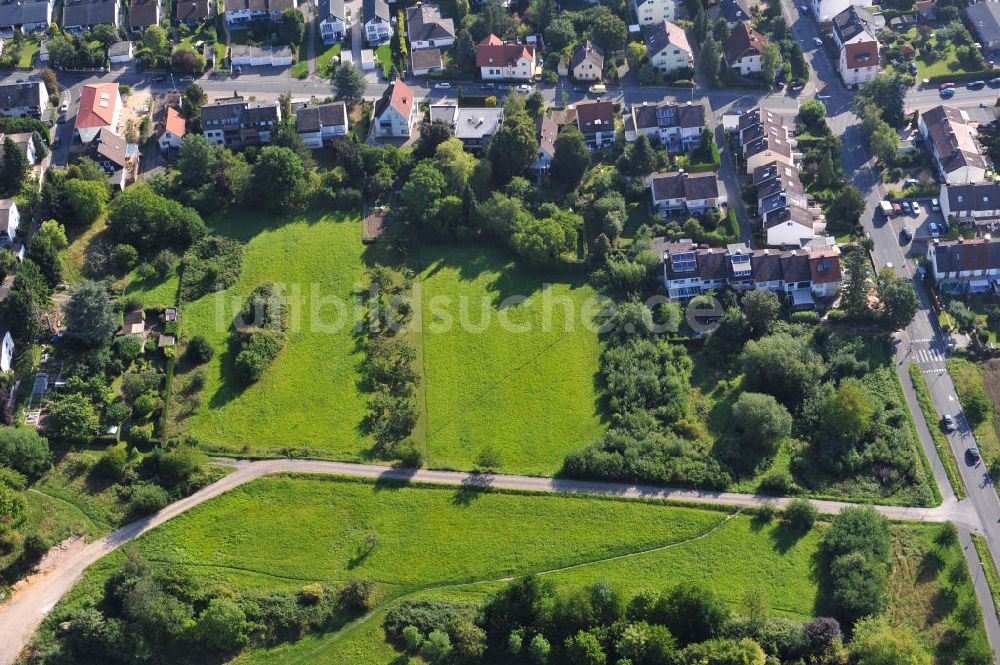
[947,358,1000,464]
[908,365,966,499]
[177,211,369,457]
[417,245,605,474]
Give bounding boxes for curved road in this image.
[0,457,988,665]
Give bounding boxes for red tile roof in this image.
[723,22,765,64]
[809,250,842,284]
[373,79,414,121]
[844,40,878,69]
[76,83,119,130]
[476,34,535,68]
[160,106,185,138]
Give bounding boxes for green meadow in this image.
[416,245,605,475]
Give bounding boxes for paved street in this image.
[0,455,987,665]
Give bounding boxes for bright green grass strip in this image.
[374,43,392,76]
[417,244,605,475]
[181,211,369,456]
[972,534,1000,625]
[947,358,1000,465]
[124,269,180,308]
[909,364,966,500]
[17,41,39,68]
[316,43,341,77]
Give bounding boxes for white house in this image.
[810,0,871,25]
[723,22,764,75]
[74,82,122,144]
[156,106,186,151]
[364,0,391,44]
[940,182,1000,223]
[0,330,13,373]
[318,0,345,44]
[831,6,879,87]
[650,171,726,217]
[476,34,536,80]
[406,4,454,50]
[764,205,822,247]
[645,20,692,74]
[633,0,675,27]
[570,40,604,81]
[927,237,1000,293]
[0,0,53,34]
[372,80,417,138]
[295,101,349,148]
[0,199,19,247]
[625,102,704,152]
[918,105,989,185]
[0,81,48,118]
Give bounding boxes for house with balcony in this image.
[650,171,726,217]
[429,103,503,152]
[406,4,454,50]
[831,6,879,87]
[919,105,990,185]
[372,79,417,138]
[0,0,53,34]
[811,0,871,26]
[927,237,1000,293]
[575,101,616,149]
[175,0,212,24]
[202,97,281,148]
[0,81,47,118]
[317,0,345,42]
[296,102,348,148]
[624,101,704,151]
[645,20,692,74]
[633,0,675,27]
[940,182,1000,223]
[364,0,391,44]
[62,0,120,32]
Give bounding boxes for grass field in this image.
[947,358,1000,465]
[416,245,605,475]
[291,39,309,78]
[59,218,107,285]
[909,364,966,499]
[316,43,342,77]
[34,476,986,665]
[177,211,370,457]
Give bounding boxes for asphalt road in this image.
[0,456,986,665]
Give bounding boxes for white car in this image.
[929,222,941,237]
[516,84,532,93]
[813,37,823,46]
[799,4,807,11]
[434,82,451,89]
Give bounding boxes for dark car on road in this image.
[990,77,1000,87]
[942,414,956,432]
[968,445,981,463]
[968,80,986,90]
[940,87,955,98]
[900,227,912,244]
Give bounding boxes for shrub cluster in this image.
[178,235,244,302]
[231,284,288,384]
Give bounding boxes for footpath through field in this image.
[0,457,988,665]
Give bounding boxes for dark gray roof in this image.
[63,0,119,27]
[570,40,604,71]
[0,0,50,26]
[651,171,720,201]
[697,248,729,281]
[781,251,812,282]
[945,182,1000,212]
[632,102,704,131]
[91,127,127,168]
[242,103,279,126]
[718,0,750,22]
[832,5,876,43]
[295,102,347,132]
[751,250,783,282]
[406,4,454,42]
[0,81,44,110]
[411,47,443,71]
[202,98,247,126]
[175,0,211,21]
[933,238,1000,273]
[108,40,132,57]
[317,0,344,21]
[364,0,388,22]
[967,2,1000,42]
[128,0,158,27]
[763,204,814,231]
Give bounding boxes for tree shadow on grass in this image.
[769,522,809,555]
[206,332,251,409]
[452,474,492,507]
[917,548,947,583]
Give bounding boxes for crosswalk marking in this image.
[914,348,947,365]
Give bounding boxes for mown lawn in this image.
[17,41,39,69]
[316,42,342,77]
[123,269,179,308]
[34,476,986,665]
[178,211,370,457]
[374,43,392,77]
[416,245,605,475]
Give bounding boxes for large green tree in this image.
[65,281,117,347]
[334,62,367,102]
[250,146,309,213]
[550,125,590,188]
[0,426,51,478]
[488,113,538,184]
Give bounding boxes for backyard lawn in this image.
[374,43,392,77]
[32,476,986,665]
[316,42,342,77]
[17,41,39,69]
[176,211,370,458]
[416,245,605,475]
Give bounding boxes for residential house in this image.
[645,20,692,75]
[230,44,294,66]
[918,105,989,184]
[764,204,823,247]
[88,128,129,181]
[411,47,444,75]
[109,40,133,63]
[0,330,13,373]
[0,81,47,118]
[295,101,348,148]
[940,182,1000,223]
[372,79,417,138]
[156,106,186,151]
[570,40,604,81]
[0,132,38,166]
[119,309,145,335]
[650,171,726,217]
[406,4,454,50]
[202,97,281,147]
[633,0,675,27]
[575,101,616,149]
[810,0,871,26]
[927,237,1000,293]
[317,0,345,44]
[175,0,212,24]
[363,0,391,44]
[267,0,294,19]
[723,22,765,75]
[657,239,841,300]
[224,0,293,25]
[74,83,121,144]
[128,0,159,30]
[0,199,18,249]
[831,6,879,87]
[737,107,798,174]
[0,0,53,34]
[429,103,503,152]
[710,0,751,28]
[533,113,557,172]
[476,34,536,80]
[625,101,704,151]
[62,0,121,32]
[967,2,1000,51]
[915,0,936,21]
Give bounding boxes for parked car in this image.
[931,198,940,211]
[516,83,532,93]
[909,201,919,215]
[942,414,956,432]
[59,101,69,114]
[940,87,955,99]
[179,75,194,82]
[968,444,981,462]
[929,221,941,237]
[940,81,956,89]
[813,37,823,47]
[990,77,1000,88]
[588,83,606,94]
[434,82,451,89]
[900,226,913,243]
[892,202,902,215]
[481,82,495,90]
[968,80,986,90]
[789,79,804,90]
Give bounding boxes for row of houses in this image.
[0,0,211,37]
[223,0,296,26]
[197,95,350,149]
[928,237,1000,294]
[656,237,843,303]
